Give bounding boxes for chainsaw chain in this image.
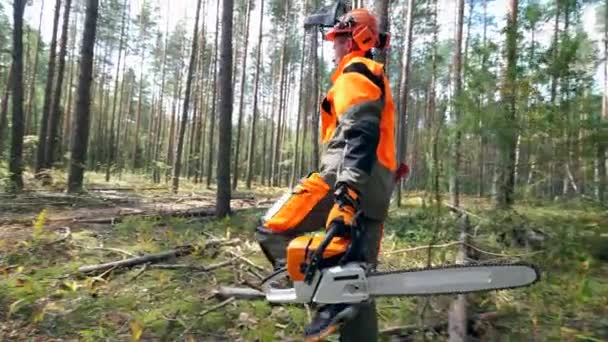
[367,261,541,297]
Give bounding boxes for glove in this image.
[325,182,360,236]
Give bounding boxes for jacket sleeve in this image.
[331,63,384,192]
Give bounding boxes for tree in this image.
[396,0,415,207]
[45,0,73,169]
[232,0,252,190]
[25,0,45,135]
[374,0,389,64]
[598,0,607,203]
[206,3,221,188]
[496,0,519,208]
[35,0,62,177]
[0,65,13,157]
[171,0,203,193]
[246,0,264,189]
[67,0,99,193]
[216,0,234,218]
[105,0,128,182]
[8,0,26,192]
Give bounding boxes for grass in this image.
[0,175,607,340]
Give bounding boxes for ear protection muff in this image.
[352,25,376,52]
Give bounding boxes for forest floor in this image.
[0,171,607,341]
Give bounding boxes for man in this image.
[255,7,396,342]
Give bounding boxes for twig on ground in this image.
[90,247,137,257]
[227,251,266,272]
[384,241,461,255]
[199,297,236,317]
[464,243,544,258]
[131,263,149,281]
[443,202,485,221]
[149,257,237,273]
[78,238,238,274]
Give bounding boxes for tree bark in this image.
[597,0,607,203]
[206,3,221,189]
[9,0,27,192]
[67,0,99,193]
[25,0,45,135]
[0,65,14,157]
[246,0,264,189]
[291,28,307,188]
[45,0,73,169]
[449,0,465,207]
[232,0,252,190]
[216,0,234,218]
[172,0,203,193]
[396,0,415,207]
[374,0,389,64]
[105,0,128,182]
[496,0,518,209]
[36,0,62,176]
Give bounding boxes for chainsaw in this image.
[261,219,540,304]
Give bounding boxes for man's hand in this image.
[326,182,359,237]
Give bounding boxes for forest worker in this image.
[255,6,397,342]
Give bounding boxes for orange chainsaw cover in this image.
[287,235,349,281]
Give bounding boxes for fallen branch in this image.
[150,257,237,272]
[131,263,149,281]
[89,247,137,257]
[227,251,267,272]
[199,297,236,317]
[443,202,485,222]
[78,239,238,274]
[214,286,265,300]
[464,242,544,258]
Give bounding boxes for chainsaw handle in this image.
[303,224,339,284]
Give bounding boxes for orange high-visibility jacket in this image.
[319,50,397,221]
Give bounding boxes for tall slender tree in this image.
[232,0,252,190]
[172,0,203,193]
[206,3,221,188]
[36,0,62,177]
[45,0,73,169]
[246,0,264,189]
[496,0,519,208]
[598,0,607,203]
[216,0,234,218]
[25,0,45,135]
[9,0,26,191]
[450,0,465,207]
[396,0,415,207]
[67,0,99,193]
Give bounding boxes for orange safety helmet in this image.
[325,8,380,52]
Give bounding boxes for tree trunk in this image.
[396,0,415,207]
[45,0,73,169]
[36,0,62,176]
[8,1,27,191]
[374,0,389,64]
[0,65,14,157]
[496,0,518,209]
[310,30,320,170]
[206,3,221,189]
[291,31,307,188]
[62,11,79,157]
[216,0,234,218]
[26,1,45,135]
[105,0,128,182]
[232,0,252,190]
[172,0,203,193]
[449,0,465,208]
[246,0,264,189]
[67,0,99,193]
[597,1,607,203]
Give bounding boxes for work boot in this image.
[304,304,358,341]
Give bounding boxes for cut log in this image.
[214,286,265,300]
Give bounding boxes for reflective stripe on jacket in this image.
[319,50,397,221]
